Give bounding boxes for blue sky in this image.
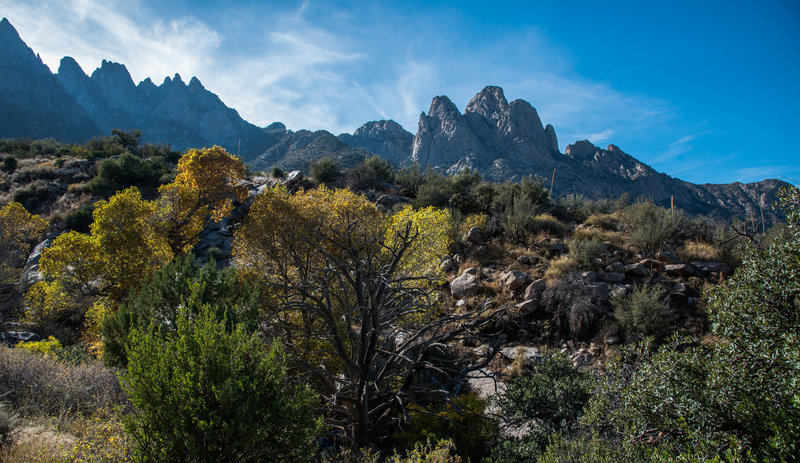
[2,0,798,184]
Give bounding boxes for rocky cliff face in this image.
[337,120,412,165]
[412,86,560,178]
[251,129,372,172]
[0,19,99,141]
[54,58,272,160]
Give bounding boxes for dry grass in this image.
[544,256,578,281]
[571,228,624,245]
[584,213,619,231]
[0,346,127,419]
[677,240,720,263]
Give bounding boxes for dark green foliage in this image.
[393,392,497,462]
[2,156,16,173]
[271,166,286,178]
[123,304,321,463]
[102,255,259,367]
[489,355,594,462]
[395,161,423,196]
[12,179,52,211]
[611,285,672,341]
[86,152,167,197]
[347,155,395,189]
[310,156,341,184]
[64,204,94,233]
[111,129,142,154]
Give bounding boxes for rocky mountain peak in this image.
[428,95,462,120]
[465,85,509,116]
[90,60,135,92]
[57,57,86,79]
[339,120,413,165]
[0,17,30,59]
[188,76,204,90]
[565,140,598,159]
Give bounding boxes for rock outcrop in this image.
[337,120,413,165]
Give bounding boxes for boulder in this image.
[692,261,732,275]
[20,238,52,290]
[439,258,455,272]
[376,194,410,209]
[503,270,528,291]
[515,299,540,315]
[450,273,481,298]
[624,263,649,277]
[640,259,665,271]
[605,261,624,273]
[462,267,480,276]
[602,272,626,282]
[465,226,485,244]
[580,271,597,281]
[0,331,41,345]
[656,251,681,264]
[665,263,699,277]
[285,170,303,183]
[523,278,546,300]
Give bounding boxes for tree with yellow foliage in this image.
[25,146,247,340]
[234,186,496,448]
[0,202,47,289]
[157,145,248,254]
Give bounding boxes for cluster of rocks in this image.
[443,226,734,358]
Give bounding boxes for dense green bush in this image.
[618,200,690,252]
[124,303,321,462]
[86,152,166,197]
[64,204,94,233]
[271,166,286,178]
[103,255,259,367]
[611,285,672,341]
[1,156,16,173]
[310,156,341,184]
[347,155,395,189]
[489,355,594,462]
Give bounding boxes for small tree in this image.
[234,186,496,448]
[123,304,321,462]
[0,202,47,289]
[102,255,259,367]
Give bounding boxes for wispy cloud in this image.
[0,0,221,82]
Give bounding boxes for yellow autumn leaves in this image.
[24,146,246,341]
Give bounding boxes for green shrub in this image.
[529,213,566,237]
[86,152,165,197]
[310,156,341,184]
[584,213,619,231]
[388,439,462,463]
[393,392,497,462]
[64,204,94,233]
[347,155,395,189]
[611,285,671,341]
[618,200,689,252]
[271,166,286,178]
[102,255,259,367]
[2,156,17,173]
[489,355,593,462]
[568,238,605,269]
[12,179,52,211]
[123,304,321,463]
